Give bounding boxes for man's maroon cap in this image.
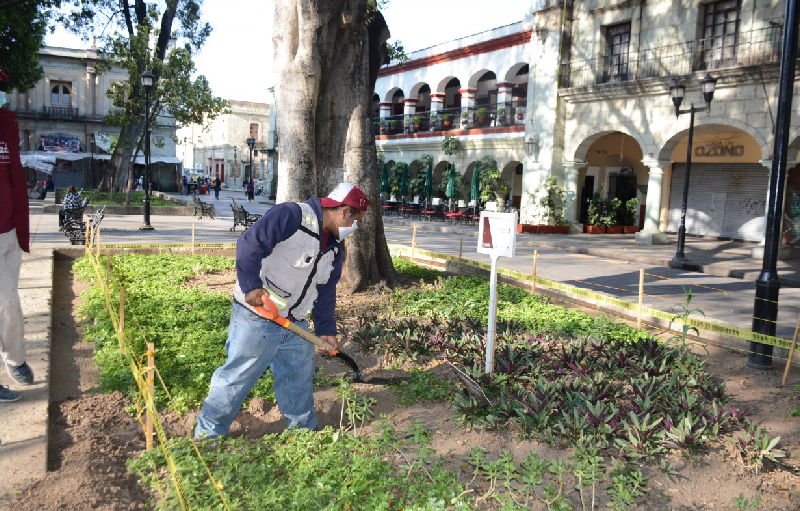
[320,183,371,211]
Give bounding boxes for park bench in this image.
[60,197,90,231]
[230,198,262,231]
[192,194,216,220]
[63,205,106,245]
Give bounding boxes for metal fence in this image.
[373,101,527,136]
[560,26,783,89]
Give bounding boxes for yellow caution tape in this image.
[96,242,237,249]
[389,245,794,351]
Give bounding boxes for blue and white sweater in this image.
[233,197,342,336]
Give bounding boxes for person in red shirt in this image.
[0,70,35,402]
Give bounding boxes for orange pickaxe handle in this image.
[253,295,339,355]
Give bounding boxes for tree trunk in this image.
[273,0,396,291]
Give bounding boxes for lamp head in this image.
[247,137,256,149]
[701,73,717,107]
[140,70,155,92]
[670,78,685,116]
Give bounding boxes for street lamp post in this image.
[246,137,255,186]
[89,133,95,188]
[669,73,716,263]
[139,70,155,231]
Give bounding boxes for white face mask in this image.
[336,220,358,242]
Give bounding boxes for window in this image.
[250,123,260,141]
[701,0,740,69]
[51,82,71,105]
[603,23,631,83]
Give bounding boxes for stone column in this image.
[430,93,445,113]
[635,158,670,245]
[460,88,476,126]
[562,161,581,225]
[750,159,791,259]
[379,102,392,119]
[497,82,514,108]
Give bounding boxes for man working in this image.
[0,70,35,402]
[195,183,370,438]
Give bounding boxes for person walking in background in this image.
[182,175,189,195]
[38,173,54,200]
[246,180,255,202]
[214,177,221,200]
[58,185,82,230]
[0,70,35,402]
[194,183,370,439]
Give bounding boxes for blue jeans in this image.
[195,302,317,438]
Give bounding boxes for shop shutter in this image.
[667,163,768,241]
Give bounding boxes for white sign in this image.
[477,211,518,258]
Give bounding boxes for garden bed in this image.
[6,252,800,511]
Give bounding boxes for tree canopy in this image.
[56,0,227,192]
[0,0,58,91]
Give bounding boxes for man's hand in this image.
[318,335,339,355]
[245,288,269,307]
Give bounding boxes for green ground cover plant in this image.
[130,422,472,511]
[82,191,180,206]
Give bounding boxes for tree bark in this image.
[273,0,396,291]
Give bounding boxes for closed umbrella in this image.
[380,162,389,194]
[400,162,409,196]
[424,162,433,198]
[470,165,480,202]
[445,163,456,199]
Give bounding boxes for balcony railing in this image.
[44,106,80,120]
[374,101,526,137]
[559,26,783,89]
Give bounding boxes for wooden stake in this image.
[411,226,417,263]
[84,222,90,254]
[532,250,539,293]
[638,268,644,330]
[781,309,800,386]
[457,237,463,277]
[119,287,125,355]
[191,223,195,255]
[146,342,155,451]
[106,248,111,291]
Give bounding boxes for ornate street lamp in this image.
[246,137,256,185]
[139,70,155,231]
[669,73,716,262]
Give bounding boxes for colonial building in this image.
[178,100,274,192]
[374,0,800,247]
[9,44,180,190]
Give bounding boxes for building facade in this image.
[9,44,179,190]
[374,0,800,246]
[179,100,274,192]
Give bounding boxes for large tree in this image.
[0,0,56,91]
[273,0,397,291]
[58,0,227,194]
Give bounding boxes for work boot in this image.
[0,385,22,402]
[7,362,34,385]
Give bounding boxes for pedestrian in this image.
[194,183,370,439]
[38,173,54,200]
[214,177,221,200]
[58,185,82,230]
[246,179,255,202]
[182,175,189,195]
[0,70,35,402]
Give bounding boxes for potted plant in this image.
[621,198,641,233]
[389,119,399,134]
[429,113,439,131]
[461,110,470,126]
[586,188,608,233]
[441,113,452,128]
[378,120,386,134]
[605,198,624,233]
[412,115,421,130]
[515,109,524,122]
[478,156,505,205]
[476,107,488,124]
[497,107,508,125]
[404,116,413,133]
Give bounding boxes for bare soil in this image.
[8,255,800,510]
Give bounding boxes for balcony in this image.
[559,26,783,90]
[44,106,80,120]
[374,101,526,139]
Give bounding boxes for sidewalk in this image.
[4,193,800,499]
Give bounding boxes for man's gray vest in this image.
[233,202,339,320]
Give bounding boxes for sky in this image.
[45,0,533,104]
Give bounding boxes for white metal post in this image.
[485,255,499,374]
